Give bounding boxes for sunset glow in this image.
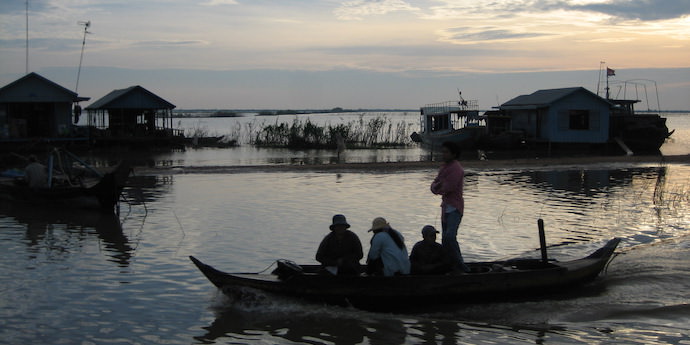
[0,0,688,109]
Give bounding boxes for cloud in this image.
[0,0,53,14]
[573,0,690,21]
[446,27,551,42]
[201,0,239,6]
[0,38,81,51]
[130,40,208,47]
[334,0,421,20]
[438,26,553,44]
[428,0,690,22]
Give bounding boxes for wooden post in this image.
[538,218,548,263]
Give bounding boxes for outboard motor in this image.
[271,259,304,280]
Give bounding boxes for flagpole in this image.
[606,73,609,100]
[605,67,615,100]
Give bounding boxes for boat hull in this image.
[191,238,620,310]
[610,114,671,152]
[411,126,486,149]
[0,162,130,211]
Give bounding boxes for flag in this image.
[607,67,615,76]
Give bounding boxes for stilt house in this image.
[85,85,183,147]
[0,72,88,142]
[499,87,612,144]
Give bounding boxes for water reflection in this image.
[0,201,134,267]
[122,174,175,205]
[507,166,666,196]
[196,303,574,345]
[199,307,371,345]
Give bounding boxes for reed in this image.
[252,114,412,149]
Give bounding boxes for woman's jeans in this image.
[442,210,468,271]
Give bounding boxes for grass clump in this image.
[253,114,413,149]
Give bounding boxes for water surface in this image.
[1,161,689,344]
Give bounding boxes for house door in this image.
[535,109,545,139]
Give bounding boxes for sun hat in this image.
[368,217,389,232]
[329,214,350,230]
[421,225,439,236]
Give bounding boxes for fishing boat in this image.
[410,94,486,149]
[190,235,621,311]
[608,99,672,152]
[0,149,130,211]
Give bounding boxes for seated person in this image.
[24,155,48,188]
[409,225,452,275]
[366,217,410,276]
[316,214,363,275]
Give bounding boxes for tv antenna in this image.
[75,20,91,93]
[25,0,29,74]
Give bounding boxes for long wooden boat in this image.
[0,159,130,211]
[190,238,621,310]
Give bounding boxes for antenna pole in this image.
[597,61,605,96]
[25,0,29,74]
[75,21,91,93]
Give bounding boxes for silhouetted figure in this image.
[316,214,363,275]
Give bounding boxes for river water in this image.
[1,113,689,344]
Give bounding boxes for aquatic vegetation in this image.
[252,114,412,149]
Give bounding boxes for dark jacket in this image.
[316,230,363,275]
[409,240,451,275]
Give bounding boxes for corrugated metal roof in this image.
[0,72,89,103]
[500,87,610,109]
[86,85,175,110]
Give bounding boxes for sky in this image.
[0,0,689,110]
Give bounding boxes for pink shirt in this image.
[430,160,464,214]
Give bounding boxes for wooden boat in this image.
[410,98,486,149]
[608,99,672,152]
[0,150,130,211]
[190,237,621,310]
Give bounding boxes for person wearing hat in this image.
[409,225,451,275]
[365,217,410,276]
[430,141,468,272]
[316,214,363,275]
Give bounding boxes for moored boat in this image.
[0,150,131,211]
[410,97,486,149]
[190,237,621,311]
[415,74,671,155]
[608,99,672,152]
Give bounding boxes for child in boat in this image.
[409,225,452,275]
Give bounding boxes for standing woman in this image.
[430,141,467,272]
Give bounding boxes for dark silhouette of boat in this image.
[0,150,130,211]
[190,237,621,311]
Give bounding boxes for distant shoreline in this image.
[136,154,690,175]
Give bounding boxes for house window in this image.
[569,110,589,130]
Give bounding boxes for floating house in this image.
[85,85,184,148]
[497,87,612,145]
[0,72,89,147]
[415,85,669,155]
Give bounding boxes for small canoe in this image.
[190,238,621,310]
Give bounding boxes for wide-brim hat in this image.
[329,214,350,230]
[368,217,389,232]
